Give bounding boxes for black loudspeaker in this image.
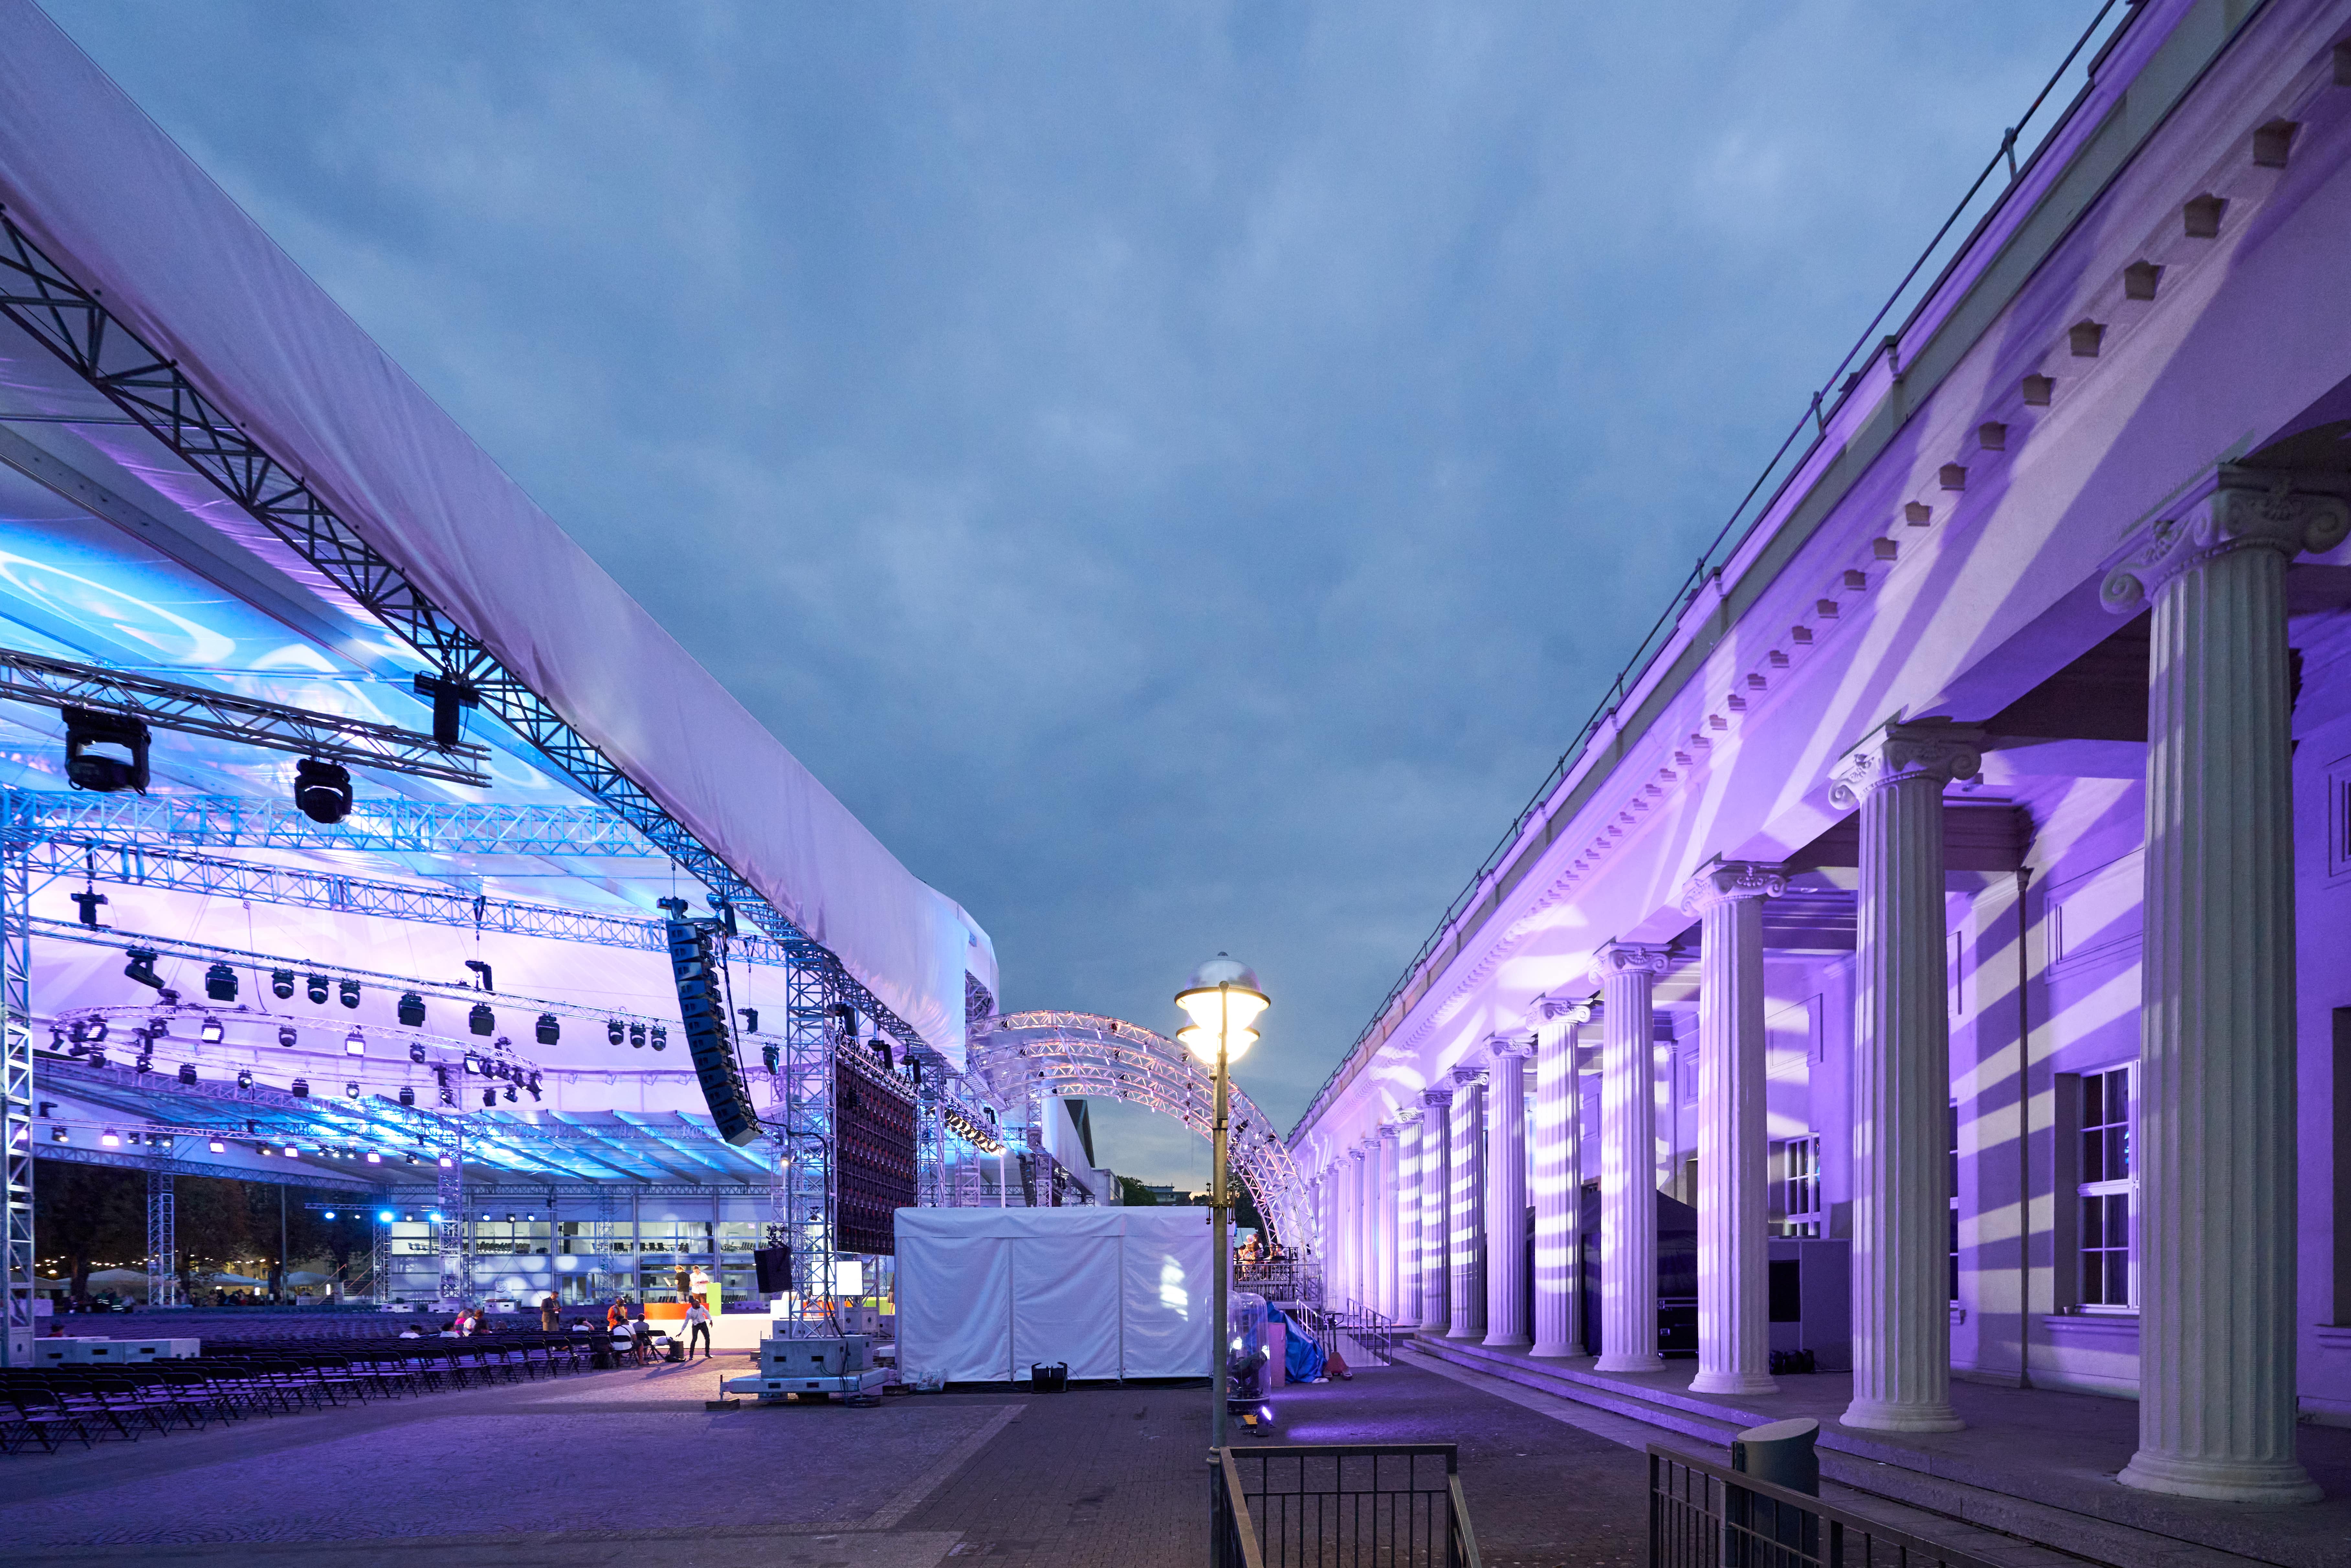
[666,918,759,1145]
[753,1246,792,1294]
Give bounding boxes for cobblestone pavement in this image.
[1,1353,1650,1567]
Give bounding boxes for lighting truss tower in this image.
[432,1124,466,1306]
[371,1215,392,1307]
[914,1075,946,1209]
[146,1169,178,1309]
[776,948,841,1336]
[1,819,30,1366]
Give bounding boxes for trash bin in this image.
[1030,1361,1068,1392]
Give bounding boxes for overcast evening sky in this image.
[43,1,2108,1189]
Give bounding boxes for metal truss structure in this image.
[0,647,491,786]
[28,836,791,967]
[775,950,841,1334]
[5,791,658,858]
[2,834,29,1364]
[968,1010,1307,1247]
[0,220,936,1066]
[145,1168,176,1308]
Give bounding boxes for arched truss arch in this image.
[968,1010,1306,1248]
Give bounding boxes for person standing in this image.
[685,1297,712,1360]
[541,1293,561,1332]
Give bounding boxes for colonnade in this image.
[1304,472,2333,1506]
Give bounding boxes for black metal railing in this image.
[1236,1259,1321,1305]
[1336,1300,1397,1367]
[1648,1444,2000,1568]
[1214,1444,1478,1568]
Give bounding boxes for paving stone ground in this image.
[0,1353,1650,1567]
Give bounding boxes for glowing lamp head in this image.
[1176,1024,1258,1063]
[1174,954,1268,1063]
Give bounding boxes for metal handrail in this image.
[1448,1473,1482,1568]
[1213,1448,1269,1568]
[1647,1442,2003,1568]
[1216,1443,1473,1568]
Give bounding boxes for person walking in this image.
[685,1297,712,1360]
[540,1293,560,1332]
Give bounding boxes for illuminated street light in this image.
[1173,953,1268,1455]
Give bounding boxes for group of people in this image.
[598,1295,715,1363]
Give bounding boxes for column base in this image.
[1690,1369,1778,1396]
[1592,1353,1657,1374]
[2118,1449,2323,1506]
[1444,1323,1484,1341]
[1840,1397,1964,1433]
[1529,1340,1579,1359]
[1481,1331,1530,1350]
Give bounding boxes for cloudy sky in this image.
[43,0,2110,1187]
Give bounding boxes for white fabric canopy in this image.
[0,3,993,1062]
[895,1207,1213,1384]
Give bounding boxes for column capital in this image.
[1827,720,1986,811]
[1449,1063,1487,1090]
[1419,1087,1455,1110]
[2103,469,2351,614]
[1589,941,1672,985]
[1535,993,1594,1025]
[1349,1144,1368,1162]
[1679,859,1788,916]
[1377,1122,1401,1142]
[1485,1031,1537,1061]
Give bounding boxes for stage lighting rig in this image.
[649,1024,668,1052]
[739,1007,758,1034]
[293,757,353,824]
[345,1028,366,1055]
[468,1002,495,1036]
[535,1012,560,1045]
[204,963,237,1001]
[290,1078,309,1098]
[413,671,480,748]
[277,1025,297,1047]
[70,888,107,927]
[122,947,162,989]
[305,974,329,1005]
[398,1086,415,1107]
[409,1042,426,1064]
[606,1019,624,1046]
[177,1063,197,1085]
[271,969,295,999]
[62,706,149,793]
[338,978,361,1009]
[236,1069,253,1089]
[629,1022,646,1049]
[398,992,426,1026]
[464,959,494,992]
[481,1088,496,1108]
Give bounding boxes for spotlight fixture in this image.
[871,1037,893,1071]
[305,974,329,1005]
[414,670,480,748]
[344,1081,360,1099]
[200,1016,224,1044]
[481,1088,496,1108]
[398,991,426,1026]
[123,947,163,989]
[269,969,294,999]
[87,1049,107,1070]
[761,1043,779,1073]
[468,1001,495,1037]
[293,757,353,825]
[606,1019,624,1047]
[290,1077,309,1097]
[208,1138,225,1153]
[739,1007,759,1034]
[70,888,108,927]
[377,1210,394,1223]
[345,1028,366,1056]
[397,1086,415,1107]
[277,1025,297,1047]
[366,1151,381,1164]
[464,959,494,993]
[62,706,150,793]
[134,1053,153,1074]
[503,1084,517,1103]
[535,1012,560,1046]
[49,1126,67,1143]
[525,1075,541,1103]
[323,1210,337,1221]
[650,1024,668,1052]
[100,1128,120,1147]
[204,962,238,1001]
[409,1042,426,1064]
[462,1053,481,1075]
[177,1063,197,1086]
[236,1069,253,1089]
[436,1155,454,1169]
[89,1018,107,1043]
[338,978,361,1010]
[629,1021,646,1049]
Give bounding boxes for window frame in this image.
[2073,1062,2137,1315]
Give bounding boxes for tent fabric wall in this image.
[0,2,992,1061]
[895,1207,1212,1384]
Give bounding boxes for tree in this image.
[32,1160,145,1298]
[1116,1176,1160,1206]
[172,1174,254,1298]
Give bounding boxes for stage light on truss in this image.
[606,1018,624,1046]
[134,1053,153,1074]
[208,1138,226,1153]
[305,974,329,1005]
[50,1126,67,1143]
[87,1049,107,1069]
[322,1210,337,1221]
[739,1006,759,1034]
[345,1028,366,1056]
[525,1072,541,1101]
[177,1063,197,1086]
[123,946,163,989]
[398,1086,415,1107]
[649,1024,667,1052]
[761,1043,779,1073]
[629,1022,646,1049]
[236,1069,253,1089]
[344,1081,360,1098]
[403,1043,424,1066]
[481,1088,496,1108]
[204,963,238,1002]
[271,969,295,1000]
[290,1077,310,1098]
[398,991,426,1026]
[503,1084,516,1102]
[462,1053,481,1075]
[366,1151,381,1163]
[338,979,361,1010]
[377,1210,394,1223]
[277,1025,297,1047]
[428,1209,443,1223]
[100,1128,120,1147]
[89,1018,108,1043]
[293,757,353,825]
[436,1155,454,1169]
[62,706,150,793]
[199,1016,224,1044]
[468,1001,495,1037]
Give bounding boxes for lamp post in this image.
[1176,954,1268,1455]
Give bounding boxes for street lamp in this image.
[1175,953,1268,1454]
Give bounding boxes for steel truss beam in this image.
[0,218,932,1063]
[0,646,491,786]
[29,836,790,966]
[2,834,30,1364]
[145,1168,176,1308]
[34,1140,377,1191]
[5,790,658,857]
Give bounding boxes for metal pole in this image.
[2,822,33,1366]
[279,1186,287,1303]
[1210,982,1231,1452]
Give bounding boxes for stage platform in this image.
[1408,1331,2351,1568]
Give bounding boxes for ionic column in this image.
[1832,721,1982,1433]
[1346,1145,1368,1308]
[1418,1088,1452,1332]
[1593,942,1671,1373]
[1446,1066,1487,1340]
[1485,1035,1536,1347]
[1683,860,1787,1396]
[1375,1125,1400,1319]
[1532,998,1593,1358]
[2104,475,2344,1503]
[1397,1114,1424,1328]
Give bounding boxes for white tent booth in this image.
[895,1206,1213,1384]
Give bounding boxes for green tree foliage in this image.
[32,1159,144,1297]
[1116,1175,1160,1206]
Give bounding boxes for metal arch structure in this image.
[967,1010,1307,1249]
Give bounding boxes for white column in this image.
[1832,721,1981,1433]
[1446,1066,1487,1340]
[1485,1035,1535,1347]
[1683,860,1787,1396]
[1345,1146,1367,1307]
[1418,1089,1451,1332]
[1594,942,1670,1373]
[2105,475,2343,1502]
[1397,1114,1423,1328]
[1532,998,1593,1358]
[1375,1124,1400,1319]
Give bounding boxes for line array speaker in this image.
[667,917,760,1145]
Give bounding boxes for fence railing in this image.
[1214,1444,1478,1568]
[1236,1260,1321,1305]
[1648,1444,2001,1568]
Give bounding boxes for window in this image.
[2076,1065,2135,1310]
[1782,1135,1821,1238]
